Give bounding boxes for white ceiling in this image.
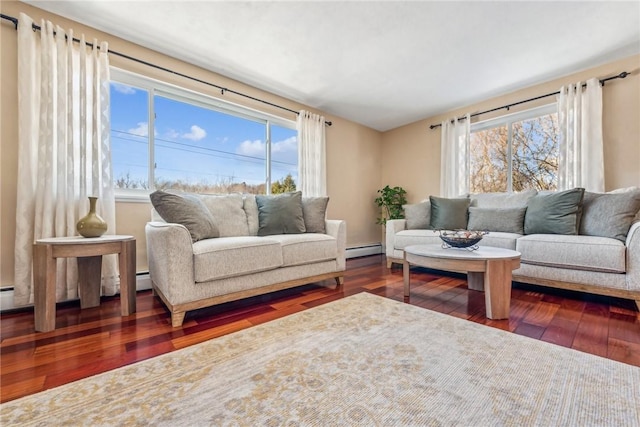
[23,1,640,131]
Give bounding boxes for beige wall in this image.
[382,54,640,203]
[0,1,383,287]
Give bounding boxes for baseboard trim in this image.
[0,273,154,312]
[0,247,383,312]
[346,244,382,259]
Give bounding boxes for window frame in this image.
[469,103,558,193]
[109,68,297,202]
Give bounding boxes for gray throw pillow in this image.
[580,189,640,241]
[256,191,306,236]
[149,190,219,242]
[429,196,470,230]
[524,188,585,235]
[468,207,527,234]
[403,201,431,230]
[302,197,329,233]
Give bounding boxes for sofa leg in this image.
[386,259,393,269]
[635,300,640,312]
[171,311,186,327]
[335,276,344,286]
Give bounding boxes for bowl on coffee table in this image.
[437,230,488,250]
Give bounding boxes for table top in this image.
[404,244,520,261]
[35,235,135,245]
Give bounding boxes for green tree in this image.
[271,174,297,194]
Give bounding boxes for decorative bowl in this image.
[438,230,488,250]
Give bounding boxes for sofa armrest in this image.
[325,219,347,271]
[145,221,195,303]
[626,221,640,291]
[386,219,407,258]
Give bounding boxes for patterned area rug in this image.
[2,293,639,426]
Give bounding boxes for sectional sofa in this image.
[146,191,346,326]
[386,188,640,309]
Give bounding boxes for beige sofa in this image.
[386,188,640,309]
[146,192,346,326]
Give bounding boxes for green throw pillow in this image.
[580,189,640,241]
[256,191,306,236]
[429,196,470,230]
[524,188,585,235]
[468,207,527,234]
[149,191,219,242]
[403,201,431,230]
[302,197,329,234]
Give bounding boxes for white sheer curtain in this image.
[296,110,327,197]
[557,78,604,192]
[440,113,471,197]
[14,13,116,306]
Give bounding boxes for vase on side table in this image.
[76,196,108,238]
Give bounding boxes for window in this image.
[469,104,559,193]
[109,69,298,197]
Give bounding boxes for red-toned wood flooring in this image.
[1,254,639,403]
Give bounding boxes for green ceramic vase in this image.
[76,196,108,238]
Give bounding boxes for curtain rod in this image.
[1,13,332,126]
[429,71,629,130]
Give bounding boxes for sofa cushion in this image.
[243,194,260,236]
[149,191,219,242]
[256,191,306,236]
[524,188,585,235]
[516,234,626,273]
[394,229,442,250]
[470,190,537,208]
[478,232,521,250]
[192,236,283,282]
[403,201,431,230]
[429,196,470,230]
[302,197,329,233]
[468,207,527,234]
[266,234,337,267]
[199,193,250,237]
[580,188,640,242]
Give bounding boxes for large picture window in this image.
[469,104,559,193]
[109,69,298,197]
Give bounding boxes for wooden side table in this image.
[33,235,136,332]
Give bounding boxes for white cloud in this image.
[237,139,265,157]
[111,82,135,95]
[272,136,297,154]
[128,122,149,137]
[182,125,206,141]
[165,129,180,139]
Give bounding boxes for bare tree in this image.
[469,113,558,193]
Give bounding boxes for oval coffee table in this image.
[403,244,521,319]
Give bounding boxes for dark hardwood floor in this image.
[1,254,639,403]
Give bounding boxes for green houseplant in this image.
[374,185,407,225]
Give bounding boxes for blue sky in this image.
[110,82,298,188]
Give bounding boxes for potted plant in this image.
[374,185,407,225]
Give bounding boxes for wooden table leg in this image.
[77,256,103,309]
[467,272,484,291]
[484,259,512,319]
[403,258,410,297]
[119,239,137,316]
[33,244,57,332]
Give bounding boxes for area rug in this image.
[2,293,639,426]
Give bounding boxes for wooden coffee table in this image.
[403,244,521,319]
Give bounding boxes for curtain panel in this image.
[440,113,471,198]
[14,13,117,306]
[296,110,327,197]
[557,78,604,192]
